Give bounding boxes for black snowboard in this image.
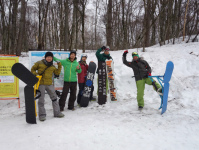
[98,61,107,105]
[12,63,38,124]
[80,62,96,107]
[24,86,36,124]
[12,63,38,87]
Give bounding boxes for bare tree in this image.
[16,0,26,56]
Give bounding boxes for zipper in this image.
[69,62,73,81]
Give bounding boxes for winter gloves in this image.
[101,46,106,50]
[123,50,128,56]
[107,55,112,60]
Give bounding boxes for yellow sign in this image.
[0,57,19,98]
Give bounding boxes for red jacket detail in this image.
[78,61,88,83]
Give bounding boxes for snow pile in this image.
[0,42,199,150]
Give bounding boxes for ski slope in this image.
[0,42,199,150]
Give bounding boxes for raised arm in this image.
[122,50,132,68]
[53,57,65,66]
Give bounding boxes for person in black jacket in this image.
[122,50,162,109]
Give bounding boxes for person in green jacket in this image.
[53,50,82,111]
[96,46,112,96]
[31,51,64,121]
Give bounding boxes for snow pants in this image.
[59,82,77,110]
[136,78,161,107]
[38,85,61,118]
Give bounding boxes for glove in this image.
[101,46,106,50]
[54,74,59,78]
[107,56,112,60]
[123,50,128,56]
[148,72,151,76]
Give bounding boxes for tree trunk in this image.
[10,0,18,54]
[16,0,26,56]
[95,0,99,49]
[107,0,112,48]
[143,0,151,49]
[42,0,50,50]
[70,0,77,50]
[64,0,69,51]
[122,0,127,49]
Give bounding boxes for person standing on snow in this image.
[77,54,95,105]
[31,51,64,121]
[53,50,82,111]
[96,46,112,96]
[122,50,162,110]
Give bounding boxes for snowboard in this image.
[161,61,174,114]
[106,60,117,101]
[12,63,38,124]
[12,63,38,87]
[80,62,96,107]
[98,61,107,105]
[24,86,36,124]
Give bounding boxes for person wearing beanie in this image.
[53,50,82,111]
[122,50,162,110]
[31,51,64,121]
[95,46,112,98]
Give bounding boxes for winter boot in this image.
[138,106,143,110]
[157,88,163,96]
[56,112,65,118]
[39,116,46,121]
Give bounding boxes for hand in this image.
[107,56,112,60]
[148,72,151,76]
[54,74,59,78]
[123,50,128,56]
[76,65,80,70]
[124,50,128,54]
[101,46,106,50]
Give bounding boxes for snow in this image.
[1,42,199,150]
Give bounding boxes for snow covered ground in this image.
[0,42,199,150]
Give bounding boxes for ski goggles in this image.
[132,52,139,58]
[81,54,87,58]
[105,48,110,51]
[132,52,138,56]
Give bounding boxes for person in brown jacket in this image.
[31,52,64,121]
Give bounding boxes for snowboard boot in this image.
[39,116,46,121]
[56,112,65,118]
[138,106,143,110]
[157,88,163,96]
